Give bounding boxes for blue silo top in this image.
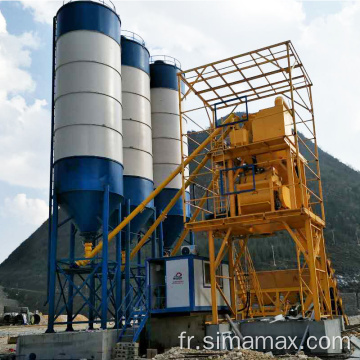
[56,1,121,44]
[150,60,185,93]
[121,34,150,74]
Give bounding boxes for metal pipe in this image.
[115,206,122,326]
[66,222,75,332]
[189,231,195,246]
[158,210,164,257]
[88,253,95,330]
[46,16,57,305]
[137,233,141,279]
[208,230,218,324]
[151,211,157,258]
[101,185,110,329]
[46,194,58,333]
[125,199,131,320]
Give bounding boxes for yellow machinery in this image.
[75,41,346,325]
[175,40,347,324]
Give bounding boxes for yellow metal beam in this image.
[170,173,219,256]
[214,227,232,269]
[208,230,218,324]
[282,221,309,262]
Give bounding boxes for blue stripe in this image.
[150,61,185,93]
[121,36,150,74]
[54,156,123,235]
[56,1,121,44]
[54,157,123,196]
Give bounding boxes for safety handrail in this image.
[63,0,116,12]
[150,55,181,69]
[121,30,145,46]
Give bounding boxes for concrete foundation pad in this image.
[240,318,343,355]
[17,329,118,360]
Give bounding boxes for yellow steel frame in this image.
[175,40,346,324]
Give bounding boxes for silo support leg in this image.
[46,195,58,333]
[115,206,122,327]
[151,211,157,258]
[158,210,164,257]
[125,199,131,320]
[101,185,110,330]
[66,223,76,331]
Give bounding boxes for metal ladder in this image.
[117,283,149,343]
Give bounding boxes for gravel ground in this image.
[154,347,321,360]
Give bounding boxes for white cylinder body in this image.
[54,30,123,164]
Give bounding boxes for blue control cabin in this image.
[147,255,231,314]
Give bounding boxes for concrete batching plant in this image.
[17,1,348,358]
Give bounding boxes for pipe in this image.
[158,210,164,257]
[77,112,240,266]
[151,211,157,258]
[125,199,131,320]
[101,185,110,330]
[46,15,57,305]
[115,206,122,326]
[66,222,75,332]
[46,194,58,334]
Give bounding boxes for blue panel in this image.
[54,157,123,196]
[56,1,121,44]
[121,36,150,74]
[54,156,123,235]
[155,189,190,248]
[188,258,195,309]
[150,61,185,93]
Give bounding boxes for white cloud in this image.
[0,9,50,189]
[21,0,61,24]
[1,193,48,226]
[297,1,360,167]
[0,96,50,189]
[13,0,360,171]
[0,9,7,33]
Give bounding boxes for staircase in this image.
[117,283,149,343]
[233,245,265,317]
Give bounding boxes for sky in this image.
[0,0,359,263]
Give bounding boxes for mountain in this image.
[1,129,360,312]
[186,129,360,291]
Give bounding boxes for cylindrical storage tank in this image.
[150,57,190,249]
[53,1,123,238]
[121,32,154,235]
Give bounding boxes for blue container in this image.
[54,1,123,238]
[121,34,154,236]
[150,59,190,248]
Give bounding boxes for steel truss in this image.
[174,41,347,324]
